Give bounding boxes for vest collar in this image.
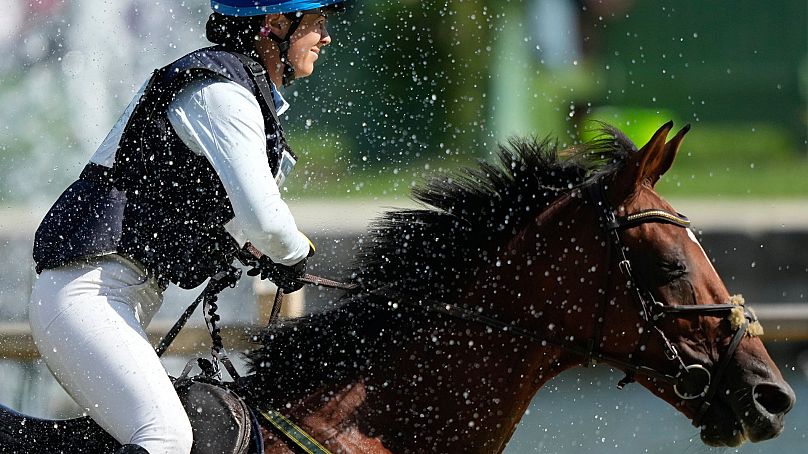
[271,81,290,116]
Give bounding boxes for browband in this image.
[610,209,691,230]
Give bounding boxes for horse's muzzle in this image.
[743,381,795,442]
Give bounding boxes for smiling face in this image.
[258,12,332,85]
[284,12,332,78]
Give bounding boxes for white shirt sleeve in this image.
[166,76,310,266]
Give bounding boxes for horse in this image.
[0,122,795,453]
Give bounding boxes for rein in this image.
[155,246,356,377]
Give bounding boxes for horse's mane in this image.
[243,125,637,403]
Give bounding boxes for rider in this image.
[28,1,346,452]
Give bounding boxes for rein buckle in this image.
[664,343,679,361]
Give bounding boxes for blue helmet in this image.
[211,0,345,16]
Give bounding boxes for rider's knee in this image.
[133,416,193,454]
[164,418,194,454]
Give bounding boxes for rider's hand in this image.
[272,259,307,293]
[241,233,313,293]
[245,254,307,293]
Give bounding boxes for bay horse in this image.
[0,122,795,453]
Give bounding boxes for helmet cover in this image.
[211,0,344,16]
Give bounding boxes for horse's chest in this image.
[273,382,391,453]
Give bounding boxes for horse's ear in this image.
[649,124,690,186]
[609,121,673,201]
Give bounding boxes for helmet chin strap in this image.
[267,12,305,87]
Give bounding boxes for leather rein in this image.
[418,180,757,427]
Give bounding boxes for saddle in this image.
[0,377,261,454]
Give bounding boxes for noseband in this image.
[586,181,757,426]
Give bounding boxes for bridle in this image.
[585,180,757,426]
[421,179,758,427]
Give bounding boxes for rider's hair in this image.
[205,13,265,51]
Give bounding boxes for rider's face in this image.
[264,13,332,80]
[288,13,332,78]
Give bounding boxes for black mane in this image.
[243,126,636,403]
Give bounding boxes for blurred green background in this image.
[0,0,805,205]
[286,0,808,199]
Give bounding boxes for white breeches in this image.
[28,254,193,454]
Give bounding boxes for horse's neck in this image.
[351,206,602,451]
[353,313,575,453]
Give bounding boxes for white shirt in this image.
[90,76,309,266]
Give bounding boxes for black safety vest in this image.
[33,47,293,289]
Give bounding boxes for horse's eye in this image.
[659,261,687,281]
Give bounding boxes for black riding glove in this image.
[246,257,307,293]
[240,235,315,293]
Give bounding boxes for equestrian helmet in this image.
[211,0,346,16]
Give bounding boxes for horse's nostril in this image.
[753,383,795,415]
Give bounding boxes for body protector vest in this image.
[33,48,295,289]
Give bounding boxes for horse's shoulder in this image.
[278,381,392,453]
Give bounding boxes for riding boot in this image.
[114,444,150,454]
